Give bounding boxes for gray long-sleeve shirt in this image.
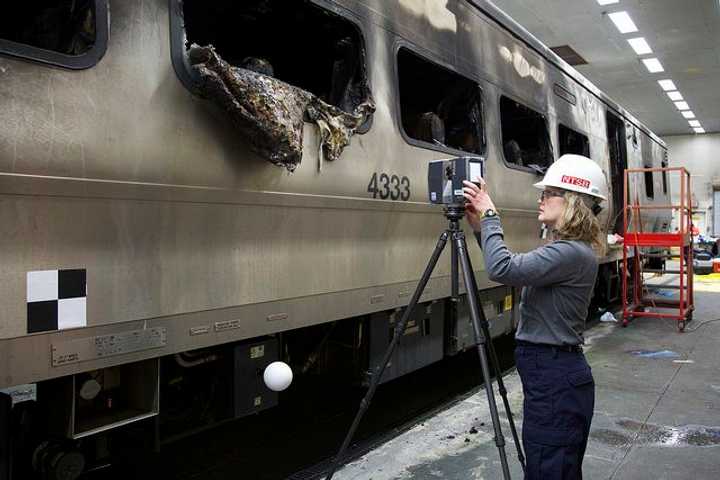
[476,216,598,346]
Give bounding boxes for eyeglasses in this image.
[539,190,566,201]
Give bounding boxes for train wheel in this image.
[33,441,86,480]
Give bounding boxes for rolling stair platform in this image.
[622,167,695,331]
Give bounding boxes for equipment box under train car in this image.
[41,359,160,440]
[446,287,515,356]
[365,301,444,386]
[234,337,280,417]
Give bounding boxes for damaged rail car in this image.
[0,0,670,478]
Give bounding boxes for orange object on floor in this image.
[713,259,720,273]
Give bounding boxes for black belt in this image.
[516,340,583,353]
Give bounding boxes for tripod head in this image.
[443,203,466,229]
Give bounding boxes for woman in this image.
[463,154,608,479]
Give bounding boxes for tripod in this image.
[324,205,525,480]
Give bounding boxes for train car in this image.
[0,1,670,478]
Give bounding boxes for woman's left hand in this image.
[463,179,497,231]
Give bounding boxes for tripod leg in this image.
[324,230,450,480]
[451,237,459,299]
[484,336,526,471]
[454,232,512,480]
[460,254,526,472]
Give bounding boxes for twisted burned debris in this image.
[188,45,375,172]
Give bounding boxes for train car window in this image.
[0,1,108,69]
[180,0,371,117]
[607,111,628,234]
[500,96,552,171]
[661,157,668,194]
[558,124,590,157]
[397,48,485,155]
[644,169,655,199]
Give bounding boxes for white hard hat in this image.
[533,154,608,201]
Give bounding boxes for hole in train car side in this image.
[607,110,628,234]
[645,169,655,199]
[170,0,375,172]
[396,47,486,155]
[499,96,553,173]
[0,0,108,69]
[558,124,591,157]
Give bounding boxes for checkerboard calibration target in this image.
[26,269,87,333]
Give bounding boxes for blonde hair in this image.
[555,192,606,255]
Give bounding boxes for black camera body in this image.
[427,157,485,205]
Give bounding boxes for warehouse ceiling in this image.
[489,0,720,136]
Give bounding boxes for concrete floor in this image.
[332,288,720,480]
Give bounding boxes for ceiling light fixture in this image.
[694,128,706,134]
[688,120,701,128]
[658,79,677,91]
[608,11,639,34]
[682,111,696,119]
[628,37,653,55]
[667,91,684,101]
[674,101,690,110]
[642,58,664,73]
[597,0,620,5]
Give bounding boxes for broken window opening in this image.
[500,96,552,172]
[180,0,375,172]
[559,124,590,157]
[606,111,627,234]
[644,169,655,199]
[397,48,485,155]
[0,1,98,58]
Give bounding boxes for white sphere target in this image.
[263,361,293,392]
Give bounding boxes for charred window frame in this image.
[169,0,373,133]
[499,95,553,174]
[395,46,486,156]
[661,156,668,195]
[629,124,639,149]
[0,1,108,70]
[558,124,590,157]
[644,168,655,199]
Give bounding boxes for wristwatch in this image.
[481,208,498,219]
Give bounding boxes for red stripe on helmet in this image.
[561,175,591,189]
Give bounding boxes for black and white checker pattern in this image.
[27,269,87,334]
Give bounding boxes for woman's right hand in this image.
[463,179,495,232]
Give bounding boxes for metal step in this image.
[638,253,677,259]
[643,284,688,290]
[639,296,688,308]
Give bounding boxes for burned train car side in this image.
[0,0,669,477]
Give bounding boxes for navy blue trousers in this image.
[515,344,595,480]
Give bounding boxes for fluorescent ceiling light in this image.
[658,79,677,91]
[597,0,620,5]
[674,101,690,110]
[682,111,696,119]
[642,58,664,73]
[608,11,639,34]
[694,128,706,134]
[688,120,701,127]
[667,91,683,101]
[628,37,652,55]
